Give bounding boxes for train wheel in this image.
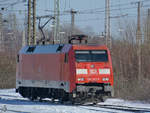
[38,97,43,102]
[29,95,37,101]
[18,87,26,98]
[28,88,37,101]
[101,96,108,102]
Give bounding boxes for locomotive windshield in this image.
[75,50,108,62]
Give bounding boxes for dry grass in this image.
[0,52,16,88]
[112,41,150,101]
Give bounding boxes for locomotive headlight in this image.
[102,78,109,81]
[76,69,88,74]
[90,64,95,68]
[78,78,84,81]
[99,69,110,74]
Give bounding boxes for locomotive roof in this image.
[19,44,72,54]
[73,45,108,50]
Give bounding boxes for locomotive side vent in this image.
[56,45,64,52]
[26,46,36,53]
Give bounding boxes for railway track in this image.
[80,103,150,112]
[1,96,150,113]
[0,107,30,113]
[41,100,150,112]
[48,99,150,112]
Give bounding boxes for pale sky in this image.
[0,0,150,35]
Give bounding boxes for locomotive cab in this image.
[73,45,114,102]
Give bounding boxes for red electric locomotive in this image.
[16,35,114,103]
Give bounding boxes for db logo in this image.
[90,69,97,74]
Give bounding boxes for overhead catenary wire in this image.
[65,0,150,14]
[1,0,150,33]
[3,3,150,16]
[0,5,145,16]
[1,0,150,13]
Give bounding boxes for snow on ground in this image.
[0,89,150,113]
[99,98,150,109]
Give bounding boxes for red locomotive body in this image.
[16,43,114,103]
[16,44,76,100]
